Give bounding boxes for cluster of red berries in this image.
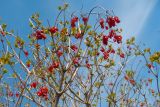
[32,30,46,40]
[100,47,115,60]
[71,16,78,28]
[102,30,122,45]
[107,16,120,28]
[100,46,124,59]
[71,16,88,28]
[49,26,58,34]
[37,86,48,100]
[82,17,88,25]
[114,35,122,43]
[30,82,38,88]
[57,50,63,57]
[48,61,60,73]
[99,16,120,29]
[75,32,82,39]
[109,30,122,43]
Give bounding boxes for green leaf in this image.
[7,41,11,46]
[94,82,101,87]
[1,24,7,30]
[126,70,134,78]
[12,73,17,78]
[2,68,8,74]
[58,6,62,10]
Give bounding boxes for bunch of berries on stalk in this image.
[71,16,78,28]
[30,82,38,88]
[99,16,122,45]
[82,17,88,25]
[99,16,120,29]
[49,26,58,34]
[37,86,49,100]
[107,16,120,28]
[32,30,46,40]
[47,61,60,73]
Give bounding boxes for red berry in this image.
[37,91,42,96]
[47,61,59,73]
[99,18,104,29]
[52,61,59,68]
[114,16,120,23]
[75,32,81,39]
[147,64,153,69]
[57,50,63,57]
[82,17,88,25]
[129,79,135,85]
[41,33,46,39]
[108,82,113,86]
[49,26,58,34]
[16,92,19,97]
[120,53,125,58]
[105,26,108,30]
[103,51,109,60]
[48,65,54,73]
[114,35,122,43]
[24,50,29,57]
[107,16,116,28]
[37,86,49,98]
[30,82,38,88]
[0,31,5,36]
[108,30,116,38]
[44,95,48,100]
[72,16,78,22]
[86,63,91,69]
[100,47,105,52]
[40,86,48,94]
[102,35,108,45]
[124,75,129,81]
[26,60,31,68]
[73,58,79,64]
[71,45,78,52]
[111,49,115,54]
[96,52,100,56]
[71,16,78,28]
[151,89,154,94]
[8,92,13,97]
[33,30,46,40]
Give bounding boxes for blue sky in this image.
[0,0,160,106]
[0,0,160,51]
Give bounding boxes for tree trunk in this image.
[85,103,91,107]
[52,94,60,107]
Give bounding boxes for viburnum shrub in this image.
[0,3,159,107]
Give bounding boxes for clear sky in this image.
[0,0,160,106]
[0,0,160,50]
